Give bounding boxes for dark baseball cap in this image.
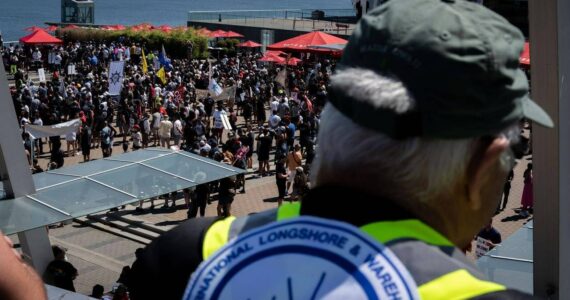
[329,0,553,139]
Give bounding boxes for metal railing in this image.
[188,9,355,21]
[188,9,355,34]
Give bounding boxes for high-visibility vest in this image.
[202,202,506,299]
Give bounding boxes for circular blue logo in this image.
[184,216,419,300]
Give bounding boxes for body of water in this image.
[0,0,352,42]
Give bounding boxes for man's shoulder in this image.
[129,216,220,299]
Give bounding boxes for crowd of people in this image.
[2,37,331,297]
[2,37,328,214]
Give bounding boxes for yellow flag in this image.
[141,48,148,74]
[157,67,167,84]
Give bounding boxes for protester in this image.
[158,115,172,148]
[131,125,142,150]
[477,220,503,247]
[285,144,303,194]
[212,102,226,142]
[100,121,116,158]
[188,184,209,218]
[256,126,272,177]
[498,169,515,212]
[291,166,308,201]
[275,157,288,206]
[44,245,78,292]
[217,176,235,217]
[90,284,104,299]
[520,163,534,216]
[80,123,92,162]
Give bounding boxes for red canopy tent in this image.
[225,31,244,38]
[267,31,347,52]
[64,24,80,29]
[209,30,228,38]
[237,40,262,48]
[45,25,58,32]
[20,30,63,45]
[520,42,530,66]
[265,50,286,57]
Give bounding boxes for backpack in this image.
[101,127,111,145]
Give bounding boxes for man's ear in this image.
[466,136,510,210]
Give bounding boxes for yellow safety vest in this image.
[202,202,506,300]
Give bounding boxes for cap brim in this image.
[522,96,554,128]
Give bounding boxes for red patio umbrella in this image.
[64,24,80,29]
[282,57,302,66]
[196,28,212,36]
[113,24,126,30]
[520,42,530,66]
[209,30,228,38]
[265,50,286,57]
[25,26,45,32]
[225,31,244,38]
[237,40,262,48]
[20,30,63,45]
[267,31,347,52]
[45,25,58,32]
[258,55,285,63]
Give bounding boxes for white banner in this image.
[196,85,237,102]
[37,68,46,82]
[25,119,81,139]
[108,61,125,96]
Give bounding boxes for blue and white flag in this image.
[159,44,171,67]
[124,47,131,61]
[208,78,223,96]
[108,61,125,96]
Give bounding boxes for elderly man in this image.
[127,0,552,299]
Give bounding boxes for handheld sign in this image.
[184,216,419,300]
[475,237,492,258]
[37,68,46,82]
[221,114,232,131]
[67,64,76,75]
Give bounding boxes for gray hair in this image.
[311,68,515,203]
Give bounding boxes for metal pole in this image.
[530,0,570,298]
[0,63,52,274]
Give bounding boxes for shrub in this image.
[56,27,209,59]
